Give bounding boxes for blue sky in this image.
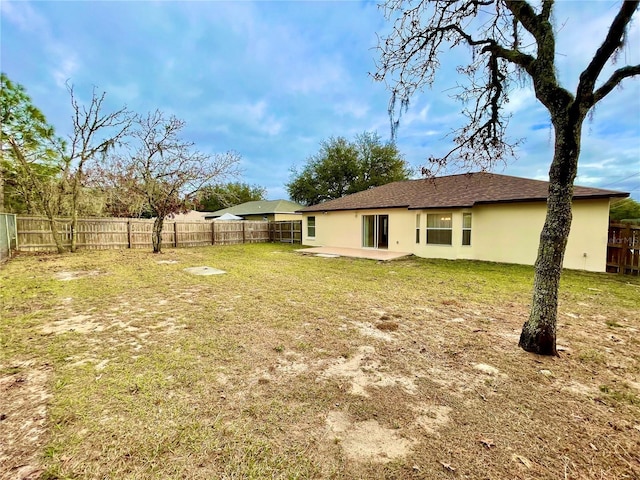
[2,1,639,201]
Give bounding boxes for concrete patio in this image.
[295,246,412,261]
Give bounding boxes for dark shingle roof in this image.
[298,173,628,212]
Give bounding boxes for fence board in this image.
[17,216,64,251]
[213,221,245,245]
[15,216,301,252]
[607,222,640,275]
[176,222,213,247]
[270,220,302,243]
[245,221,270,243]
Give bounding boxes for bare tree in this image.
[107,111,241,253]
[64,84,134,252]
[375,1,639,355]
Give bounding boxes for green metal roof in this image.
[207,200,304,217]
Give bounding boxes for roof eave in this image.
[408,204,473,210]
[298,205,410,213]
[472,192,629,206]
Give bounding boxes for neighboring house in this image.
[168,210,216,222]
[214,213,244,221]
[298,172,628,272]
[206,200,304,222]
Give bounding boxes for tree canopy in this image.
[1,74,137,252]
[375,1,639,355]
[197,182,267,212]
[610,198,640,221]
[0,72,63,215]
[287,132,412,206]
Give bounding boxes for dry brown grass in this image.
[1,243,639,479]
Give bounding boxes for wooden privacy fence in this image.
[607,222,640,275]
[16,217,302,252]
[269,220,302,244]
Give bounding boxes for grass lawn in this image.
[1,243,639,479]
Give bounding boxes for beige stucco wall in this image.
[470,199,610,271]
[274,213,303,221]
[302,198,611,272]
[562,199,611,271]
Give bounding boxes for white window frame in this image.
[462,212,472,246]
[426,213,452,245]
[307,216,316,238]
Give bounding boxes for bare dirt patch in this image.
[41,314,103,335]
[325,411,416,463]
[412,403,452,435]
[53,270,102,281]
[0,362,51,480]
[321,345,417,397]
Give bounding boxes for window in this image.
[415,214,421,244]
[307,216,316,237]
[462,213,472,246]
[426,213,452,245]
[362,215,389,249]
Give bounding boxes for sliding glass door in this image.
[362,214,388,249]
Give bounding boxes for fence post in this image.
[174,222,178,248]
[127,220,132,249]
[621,224,630,274]
[211,221,215,245]
[242,221,246,244]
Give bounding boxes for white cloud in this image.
[575,174,605,186]
[579,158,617,170]
[334,100,369,119]
[1,2,82,91]
[263,120,283,136]
[0,1,47,32]
[225,100,284,137]
[103,81,141,105]
[286,58,347,94]
[503,87,536,115]
[52,56,79,88]
[402,103,431,126]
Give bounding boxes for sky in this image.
[1,0,639,201]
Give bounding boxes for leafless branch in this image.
[593,64,640,103]
[577,1,639,108]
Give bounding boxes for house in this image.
[298,172,628,272]
[206,200,304,222]
[214,213,244,221]
[168,210,216,222]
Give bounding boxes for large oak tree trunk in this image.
[519,116,582,355]
[152,216,164,253]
